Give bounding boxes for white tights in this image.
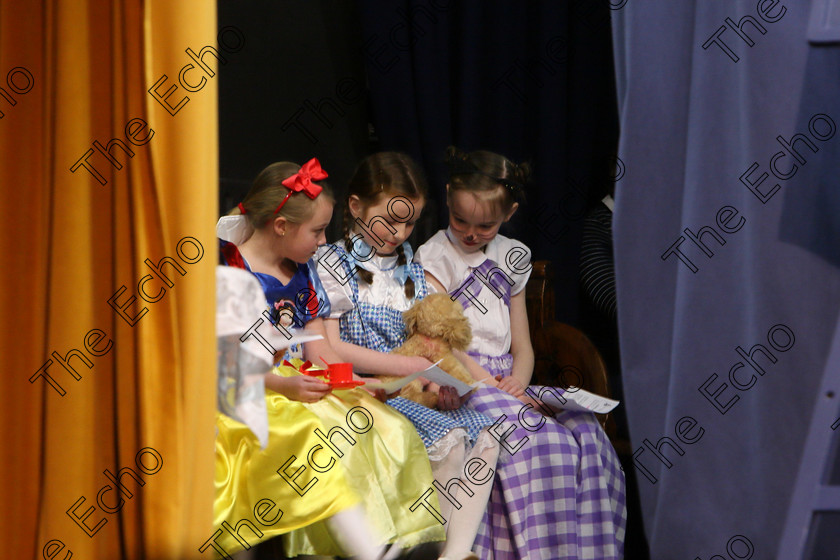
[282,505,400,560]
[327,505,406,560]
[429,429,500,559]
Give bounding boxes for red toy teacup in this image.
[328,362,354,383]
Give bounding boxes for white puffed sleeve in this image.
[216,215,253,245]
[314,244,355,319]
[503,238,533,296]
[414,230,459,291]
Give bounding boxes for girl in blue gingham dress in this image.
[316,152,499,560]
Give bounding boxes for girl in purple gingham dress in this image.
[415,147,627,560]
[316,152,500,560]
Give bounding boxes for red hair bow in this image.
[274,158,328,214]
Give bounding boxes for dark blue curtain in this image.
[358,0,620,324]
[613,1,840,557]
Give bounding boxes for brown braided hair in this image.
[343,152,429,299]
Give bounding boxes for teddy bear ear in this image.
[455,316,473,350]
[403,304,418,334]
[445,299,472,349]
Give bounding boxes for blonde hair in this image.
[230,161,335,232]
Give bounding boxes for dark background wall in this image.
[218,0,371,231]
[218,0,619,328]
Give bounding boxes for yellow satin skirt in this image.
[214,384,359,555]
[279,365,446,556]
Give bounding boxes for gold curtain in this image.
[2,1,217,558]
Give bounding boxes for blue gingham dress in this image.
[330,242,496,448]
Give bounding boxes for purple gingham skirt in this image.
[466,352,626,559]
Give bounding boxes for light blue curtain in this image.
[612,1,840,557]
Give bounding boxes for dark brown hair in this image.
[444,146,530,213]
[344,152,428,298]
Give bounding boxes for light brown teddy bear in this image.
[386,293,477,408]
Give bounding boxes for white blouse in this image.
[315,240,417,319]
[414,228,532,357]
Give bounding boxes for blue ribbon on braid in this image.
[349,235,412,286]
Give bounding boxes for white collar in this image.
[347,236,407,273]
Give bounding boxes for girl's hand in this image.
[436,385,465,410]
[365,387,388,402]
[276,375,332,403]
[356,373,401,401]
[496,375,526,398]
[364,386,402,401]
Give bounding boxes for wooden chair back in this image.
[526,260,614,433]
